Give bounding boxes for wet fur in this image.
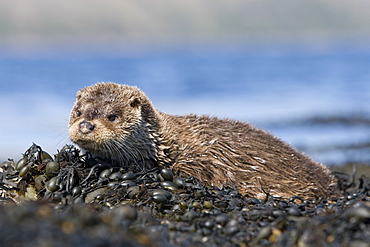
[69,82,339,199]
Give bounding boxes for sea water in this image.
[1,43,369,165]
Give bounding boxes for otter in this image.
[69,82,339,200]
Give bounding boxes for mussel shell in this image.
[203,201,213,209]
[15,158,29,171]
[52,192,63,203]
[99,169,112,180]
[107,182,119,188]
[109,172,123,180]
[122,172,137,181]
[19,165,30,177]
[71,186,82,197]
[179,201,188,210]
[45,162,60,177]
[173,177,185,188]
[126,186,140,199]
[159,168,174,181]
[160,181,177,191]
[121,180,137,187]
[152,194,168,204]
[46,177,60,192]
[151,189,172,200]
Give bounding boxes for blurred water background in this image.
[1,0,370,166]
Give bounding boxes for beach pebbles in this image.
[0,143,369,246]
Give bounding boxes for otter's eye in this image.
[76,110,82,117]
[107,115,118,122]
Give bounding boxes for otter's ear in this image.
[129,97,141,108]
[76,90,83,100]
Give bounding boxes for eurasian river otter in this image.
[69,82,339,199]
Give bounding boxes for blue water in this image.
[1,43,370,165]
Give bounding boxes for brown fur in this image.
[69,82,339,199]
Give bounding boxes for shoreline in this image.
[0,144,369,246]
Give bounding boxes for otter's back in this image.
[163,114,337,199]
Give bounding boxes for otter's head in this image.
[68,82,155,160]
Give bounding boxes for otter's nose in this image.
[79,120,95,134]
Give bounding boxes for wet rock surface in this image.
[1,144,370,247]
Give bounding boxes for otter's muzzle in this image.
[79,120,95,134]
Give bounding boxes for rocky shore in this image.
[0,144,369,247]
